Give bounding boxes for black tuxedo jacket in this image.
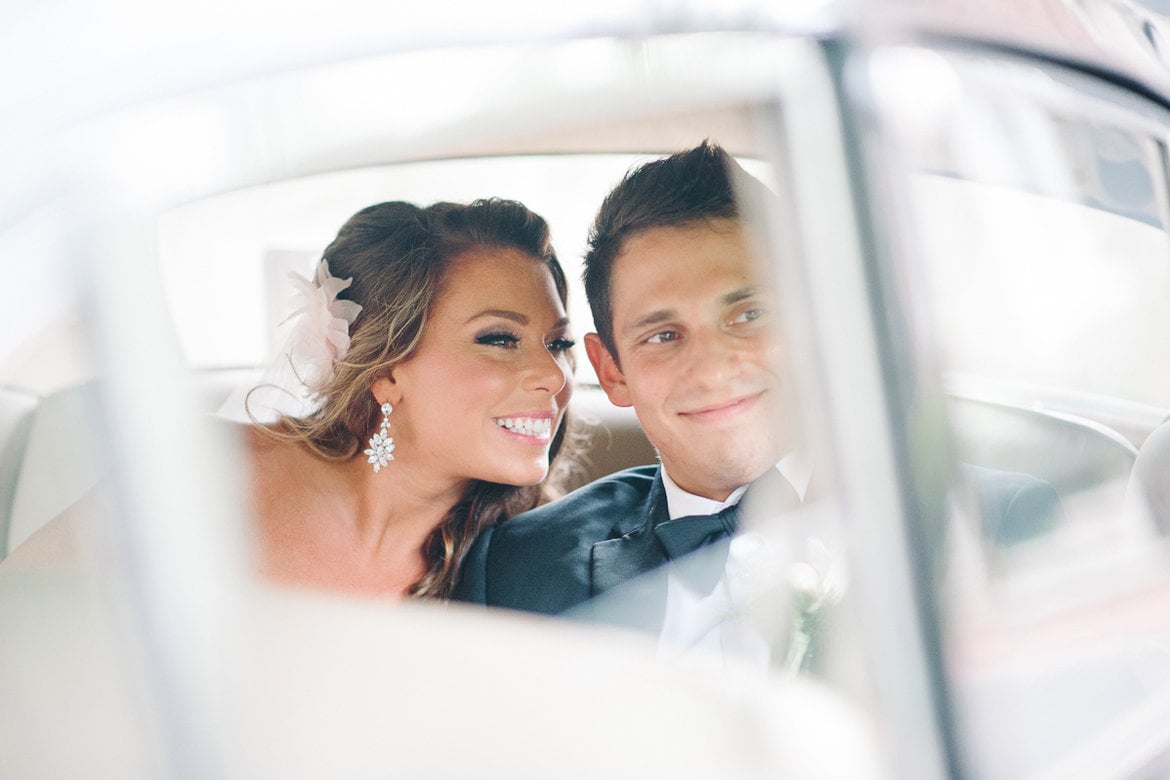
[452,465,671,614]
[451,462,1064,617]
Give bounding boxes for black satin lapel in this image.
[578,499,668,632]
[589,531,668,597]
[589,475,670,597]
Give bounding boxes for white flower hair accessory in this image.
[284,259,363,394]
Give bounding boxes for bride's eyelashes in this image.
[546,337,576,354]
[475,331,521,349]
[475,331,576,354]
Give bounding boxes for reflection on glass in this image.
[873,46,1170,778]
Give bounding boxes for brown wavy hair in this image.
[255,198,577,598]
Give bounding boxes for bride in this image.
[243,198,577,598]
[0,198,577,601]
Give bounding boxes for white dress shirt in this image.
[656,456,809,669]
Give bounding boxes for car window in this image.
[144,44,914,773]
[869,46,1170,778]
[142,40,933,777]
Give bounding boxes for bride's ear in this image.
[370,375,400,407]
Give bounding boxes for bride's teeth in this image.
[496,417,551,437]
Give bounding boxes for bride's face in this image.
[387,246,574,487]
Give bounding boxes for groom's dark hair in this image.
[583,140,762,359]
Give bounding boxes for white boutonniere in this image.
[783,537,847,672]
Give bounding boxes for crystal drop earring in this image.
[364,402,396,473]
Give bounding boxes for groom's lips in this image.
[679,391,764,423]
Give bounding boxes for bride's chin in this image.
[500,464,550,488]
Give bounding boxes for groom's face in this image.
[584,218,790,502]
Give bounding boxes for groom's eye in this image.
[729,303,770,329]
[646,330,680,344]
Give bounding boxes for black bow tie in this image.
[655,468,800,560]
[652,469,800,592]
[654,507,737,595]
[654,503,739,561]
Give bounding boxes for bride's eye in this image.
[476,332,520,349]
[546,337,576,353]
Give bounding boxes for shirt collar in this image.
[660,451,808,521]
[660,468,747,521]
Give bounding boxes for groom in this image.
[452,141,802,618]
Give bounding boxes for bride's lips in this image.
[678,392,763,423]
[492,411,556,442]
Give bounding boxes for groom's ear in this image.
[585,333,632,408]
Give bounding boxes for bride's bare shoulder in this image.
[233,423,325,504]
[239,423,299,466]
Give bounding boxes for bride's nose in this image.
[525,346,571,396]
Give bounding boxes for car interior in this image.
[3,11,1170,777]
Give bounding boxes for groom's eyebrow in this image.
[624,308,676,335]
[622,286,768,335]
[723,285,766,305]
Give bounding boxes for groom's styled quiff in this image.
[583,140,747,360]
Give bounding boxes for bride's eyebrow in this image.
[465,312,572,331]
[465,309,528,325]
